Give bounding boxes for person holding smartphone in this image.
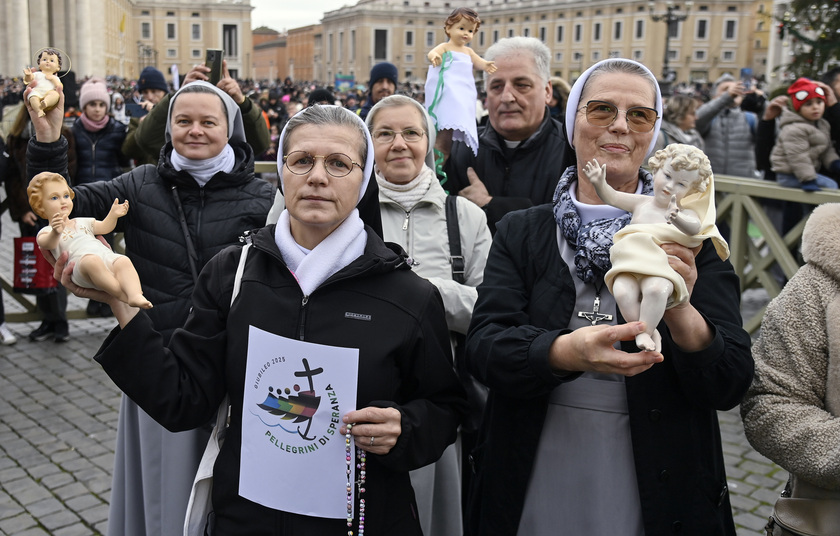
[122,60,269,166]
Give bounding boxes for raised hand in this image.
[49,212,66,234]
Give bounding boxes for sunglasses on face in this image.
[579,100,659,133]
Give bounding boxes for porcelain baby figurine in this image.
[24,48,63,118]
[583,143,729,352]
[28,172,152,309]
[425,7,496,160]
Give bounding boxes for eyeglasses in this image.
[579,100,659,133]
[282,151,362,178]
[371,128,426,144]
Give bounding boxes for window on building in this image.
[426,31,434,47]
[191,12,199,17]
[524,28,530,37]
[338,31,344,61]
[493,30,499,43]
[141,10,150,15]
[141,22,151,39]
[167,49,176,58]
[223,25,238,57]
[725,20,737,39]
[351,30,356,61]
[722,50,734,61]
[192,49,202,58]
[192,24,201,40]
[668,19,679,38]
[668,49,678,61]
[166,11,174,16]
[555,52,563,62]
[557,25,564,42]
[697,19,708,39]
[574,23,582,42]
[633,49,643,60]
[479,30,485,46]
[539,27,546,41]
[167,23,176,40]
[694,49,706,61]
[727,5,737,11]
[635,19,644,39]
[593,22,602,41]
[405,53,414,63]
[573,51,583,61]
[614,21,622,40]
[375,29,388,60]
[406,30,413,46]
[508,29,514,38]
[592,51,601,61]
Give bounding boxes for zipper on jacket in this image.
[196,188,206,261]
[298,295,309,340]
[402,211,410,231]
[90,138,97,180]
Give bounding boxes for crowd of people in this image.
[1,25,839,536]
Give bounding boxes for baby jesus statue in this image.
[28,172,152,309]
[583,144,729,352]
[24,48,63,118]
[425,7,497,161]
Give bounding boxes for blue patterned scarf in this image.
[552,166,654,283]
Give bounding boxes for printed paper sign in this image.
[239,326,359,518]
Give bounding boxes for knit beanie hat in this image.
[369,62,398,87]
[80,77,110,112]
[307,88,336,106]
[787,77,826,111]
[137,66,168,93]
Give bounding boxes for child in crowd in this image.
[770,77,840,191]
[28,172,151,309]
[72,77,129,316]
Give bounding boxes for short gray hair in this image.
[484,36,550,85]
[282,105,368,164]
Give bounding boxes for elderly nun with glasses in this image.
[53,105,467,536]
[463,58,753,535]
[366,94,492,536]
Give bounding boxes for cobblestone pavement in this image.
[1,208,785,535]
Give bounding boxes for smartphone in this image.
[205,49,223,85]
[125,102,148,118]
[740,67,753,91]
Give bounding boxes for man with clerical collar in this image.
[444,36,575,233]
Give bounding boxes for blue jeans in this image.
[776,172,839,189]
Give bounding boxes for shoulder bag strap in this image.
[445,195,465,284]
[171,186,200,283]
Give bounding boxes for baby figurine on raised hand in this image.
[425,7,496,160]
[583,144,728,352]
[28,172,152,309]
[23,48,63,118]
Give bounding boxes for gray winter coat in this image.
[769,107,840,183]
[741,203,840,494]
[696,93,757,178]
